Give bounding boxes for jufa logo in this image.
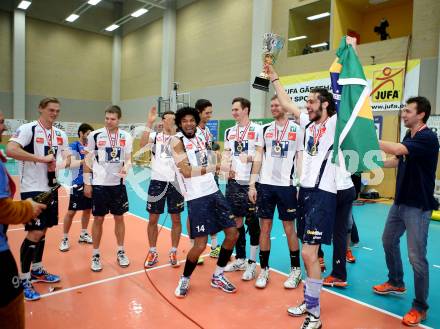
[371,66,404,103]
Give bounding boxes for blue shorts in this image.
[147,180,184,214]
[225,179,255,217]
[296,187,337,245]
[256,184,297,221]
[68,184,92,211]
[187,191,236,239]
[21,191,59,231]
[92,185,129,216]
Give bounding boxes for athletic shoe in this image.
[79,232,93,244]
[402,308,427,327]
[209,245,221,258]
[117,250,130,268]
[283,267,302,289]
[144,250,159,268]
[31,268,61,283]
[59,238,70,252]
[211,274,237,293]
[197,256,204,265]
[91,254,102,272]
[323,275,348,287]
[373,282,406,295]
[169,251,180,268]
[287,301,307,317]
[300,313,322,329]
[346,248,356,263]
[255,268,269,288]
[175,276,190,298]
[22,279,40,301]
[318,257,326,272]
[224,258,246,272]
[242,261,257,281]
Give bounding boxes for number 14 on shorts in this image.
[196,225,205,232]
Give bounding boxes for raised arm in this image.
[140,106,158,148]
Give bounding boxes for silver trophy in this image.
[252,33,285,92]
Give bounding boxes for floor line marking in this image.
[362,246,373,251]
[39,252,210,299]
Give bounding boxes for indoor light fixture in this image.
[288,35,307,41]
[307,12,330,21]
[131,8,149,17]
[105,24,120,32]
[88,0,102,5]
[17,0,32,10]
[310,42,328,48]
[65,14,80,22]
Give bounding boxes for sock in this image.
[259,250,270,269]
[33,236,45,264]
[217,246,234,268]
[235,225,246,259]
[170,247,177,253]
[214,266,224,277]
[249,245,258,263]
[31,262,42,271]
[318,245,324,258]
[211,235,218,249]
[290,249,300,268]
[93,249,100,256]
[183,258,198,278]
[20,272,31,281]
[150,247,157,253]
[117,246,124,252]
[305,277,323,318]
[81,229,87,234]
[63,233,68,239]
[20,239,37,274]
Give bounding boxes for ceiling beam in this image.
[136,0,166,10]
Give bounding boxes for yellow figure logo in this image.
[371,66,404,103]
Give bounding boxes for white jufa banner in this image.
[280,59,420,112]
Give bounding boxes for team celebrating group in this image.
[1,37,438,329]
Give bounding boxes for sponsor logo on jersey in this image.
[57,137,64,145]
[120,139,126,147]
[36,137,44,144]
[247,132,255,140]
[98,141,106,146]
[265,132,273,139]
[288,132,297,141]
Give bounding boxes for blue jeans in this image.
[382,204,431,311]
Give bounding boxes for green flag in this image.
[331,37,383,173]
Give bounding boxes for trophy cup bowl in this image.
[252,33,285,92]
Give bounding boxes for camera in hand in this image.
[33,184,61,205]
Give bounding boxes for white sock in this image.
[117,246,124,252]
[150,247,157,252]
[169,247,177,253]
[81,229,87,234]
[93,249,100,256]
[31,262,42,271]
[211,236,218,249]
[249,245,258,262]
[20,272,31,281]
[63,233,68,239]
[214,266,224,277]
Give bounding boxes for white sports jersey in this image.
[196,126,213,149]
[173,132,218,201]
[260,119,304,186]
[86,128,133,186]
[9,121,68,193]
[299,112,337,194]
[150,132,176,182]
[336,162,354,191]
[224,122,263,182]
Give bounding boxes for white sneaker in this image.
[59,238,69,252]
[175,276,190,298]
[91,254,102,272]
[224,258,246,272]
[255,268,269,288]
[284,267,302,289]
[79,232,93,244]
[300,313,322,329]
[287,301,307,317]
[242,262,257,281]
[117,250,130,268]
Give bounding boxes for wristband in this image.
[271,78,279,83]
